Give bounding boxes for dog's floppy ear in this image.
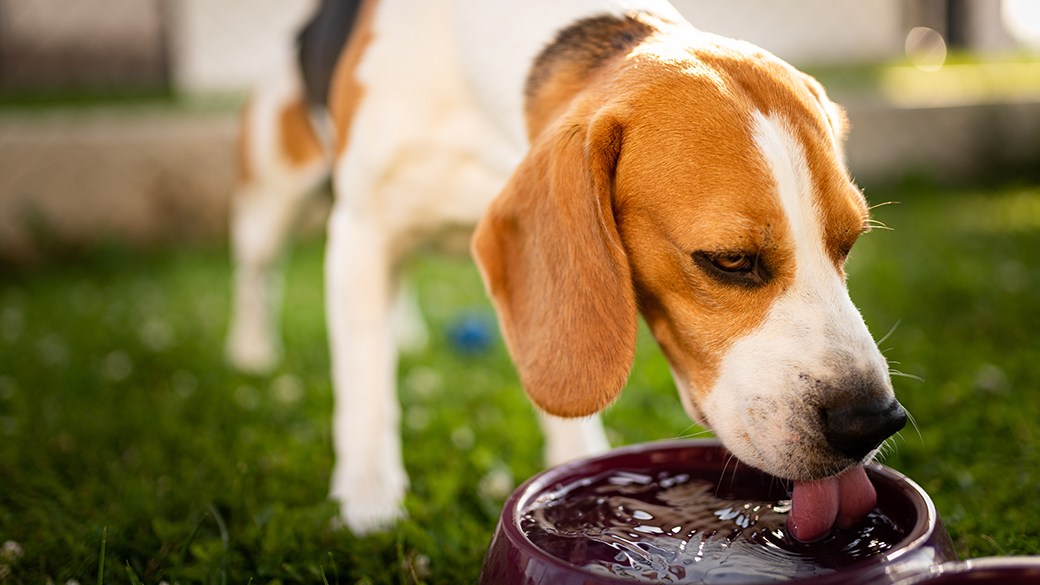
[472,113,636,418]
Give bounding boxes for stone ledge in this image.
[0,107,238,261]
[2,98,1038,262]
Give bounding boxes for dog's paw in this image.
[335,494,407,535]
[330,463,409,535]
[225,329,281,374]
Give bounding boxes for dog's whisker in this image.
[903,408,924,444]
[678,429,716,440]
[872,445,888,464]
[728,457,741,493]
[875,320,901,347]
[873,435,900,465]
[675,421,714,440]
[889,369,925,383]
[889,433,903,454]
[864,220,894,232]
[867,200,900,211]
[883,434,899,456]
[717,453,739,498]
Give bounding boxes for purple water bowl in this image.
[479,439,957,585]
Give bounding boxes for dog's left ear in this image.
[472,112,636,418]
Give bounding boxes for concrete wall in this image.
[1,0,159,44]
[0,0,167,90]
[0,0,1017,94]
[674,0,905,65]
[845,100,1040,184]
[167,0,313,93]
[166,0,908,94]
[0,108,238,260]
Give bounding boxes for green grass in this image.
[1,181,1039,582]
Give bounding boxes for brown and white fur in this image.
[226,0,905,534]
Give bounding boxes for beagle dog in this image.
[225,0,907,542]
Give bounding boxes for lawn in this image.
[1,180,1038,583]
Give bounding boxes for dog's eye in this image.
[692,251,769,287]
[712,253,754,272]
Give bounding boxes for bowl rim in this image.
[940,556,1040,575]
[497,438,942,585]
[892,557,1040,584]
[958,557,1040,570]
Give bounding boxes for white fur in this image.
[453,0,684,151]
[226,62,329,373]
[700,112,892,479]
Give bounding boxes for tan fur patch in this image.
[328,0,378,155]
[278,97,325,167]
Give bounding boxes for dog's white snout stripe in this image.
[700,111,892,478]
[752,111,880,361]
[752,111,827,286]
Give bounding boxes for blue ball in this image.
[448,313,495,354]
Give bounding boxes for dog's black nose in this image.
[823,398,907,460]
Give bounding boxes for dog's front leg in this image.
[325,204,408,534]
[225,173,323,373]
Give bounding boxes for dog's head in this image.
[472,24,905,483]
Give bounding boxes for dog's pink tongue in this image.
[787,466,876,542]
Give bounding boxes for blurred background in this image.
[0,0,1039,261]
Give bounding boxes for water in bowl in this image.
[521,469,906,584]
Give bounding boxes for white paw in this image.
[225,327,281,374]
[330,462,409,535]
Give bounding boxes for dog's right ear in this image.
[471,113,637,418]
